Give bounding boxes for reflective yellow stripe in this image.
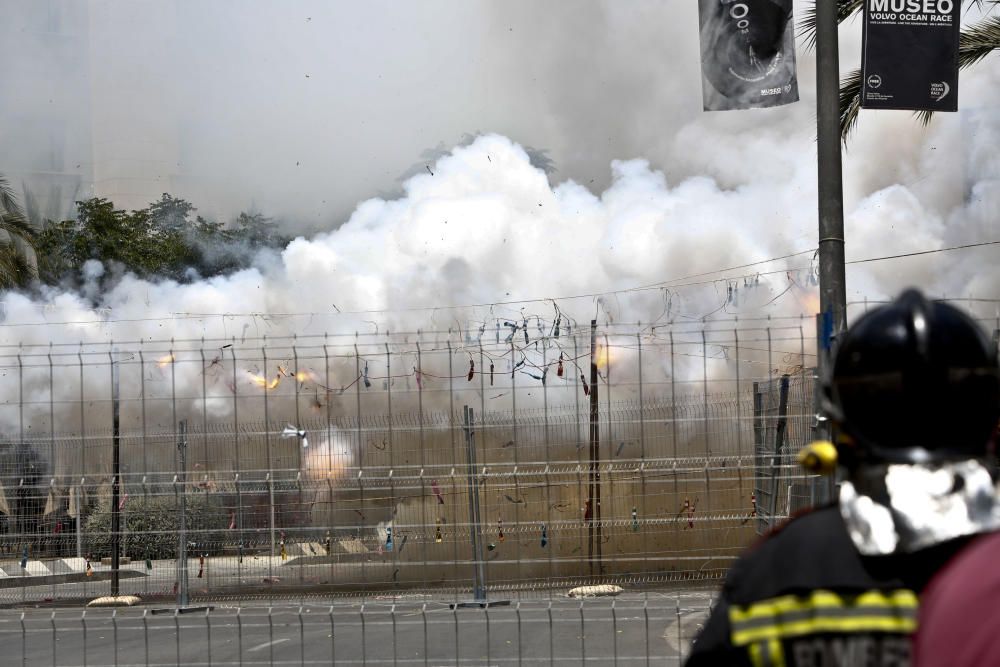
[749,638,786,667]
[733,614,916,645]
[729,589,918,647]
[729,589,916,624]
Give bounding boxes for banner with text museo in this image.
[862,0,961,111]
[699,0,799,111]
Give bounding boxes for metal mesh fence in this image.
[0,322,821,607]
[6,595,715,666]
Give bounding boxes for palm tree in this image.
[801,0,1000,141]
[0,174,38,289]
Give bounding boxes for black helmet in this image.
[826,289,1000,466]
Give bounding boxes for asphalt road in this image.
[1,593,715,666]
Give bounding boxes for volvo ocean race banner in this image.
[862,0,961,111]
[699,0,799,111]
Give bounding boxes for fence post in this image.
[769,376,791,527]
[463,406,486,602]
[176,420,190,608]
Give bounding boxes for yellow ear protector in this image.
[798,441,838,475]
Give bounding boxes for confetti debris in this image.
[742,493,758,526]
[682,498,696,529]
[431,480,445,504]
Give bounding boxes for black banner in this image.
[861,0,961,111]
[699,0,799,111]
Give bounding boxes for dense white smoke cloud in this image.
[2,133,822,343]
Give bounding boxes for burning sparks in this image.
[801,292,822,315]
[594,344,612,370]
[248,372,281,390]
[156,353,175,368]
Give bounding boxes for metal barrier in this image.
[6,594,715,666]
[0,322,820,606]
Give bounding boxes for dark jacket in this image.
[913,530,1000,666]
[685,504,965,667]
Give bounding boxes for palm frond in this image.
[0,174,23,218]
[914,109,934,126]
[959,15,1000,67]
[0,241,34,290]
[799,0,863,50]
[0,212,37,250]
[839,69,863,143]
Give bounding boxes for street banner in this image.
[861,0,961,111]
[699,0,799,111]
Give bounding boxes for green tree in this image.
[232,210,290,250]
[802,0,1000,140]
[0,174,38,289]
[35,195,294,286]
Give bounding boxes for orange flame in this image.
[248,372,281,390]
[156,354,175,368]
[801,292,821,315]
[594,344,612,370]
[295,370,318,384]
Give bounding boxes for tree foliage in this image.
[0,174,38,290]
[84,493,229,560]
[35,194,291,288]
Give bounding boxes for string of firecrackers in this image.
[147,263,815,329]
[676,497,697,529]
[32,310,824,364]
[740,493,758,526]
[152,326,612,396]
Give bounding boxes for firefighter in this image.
[685,289,1000,667]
